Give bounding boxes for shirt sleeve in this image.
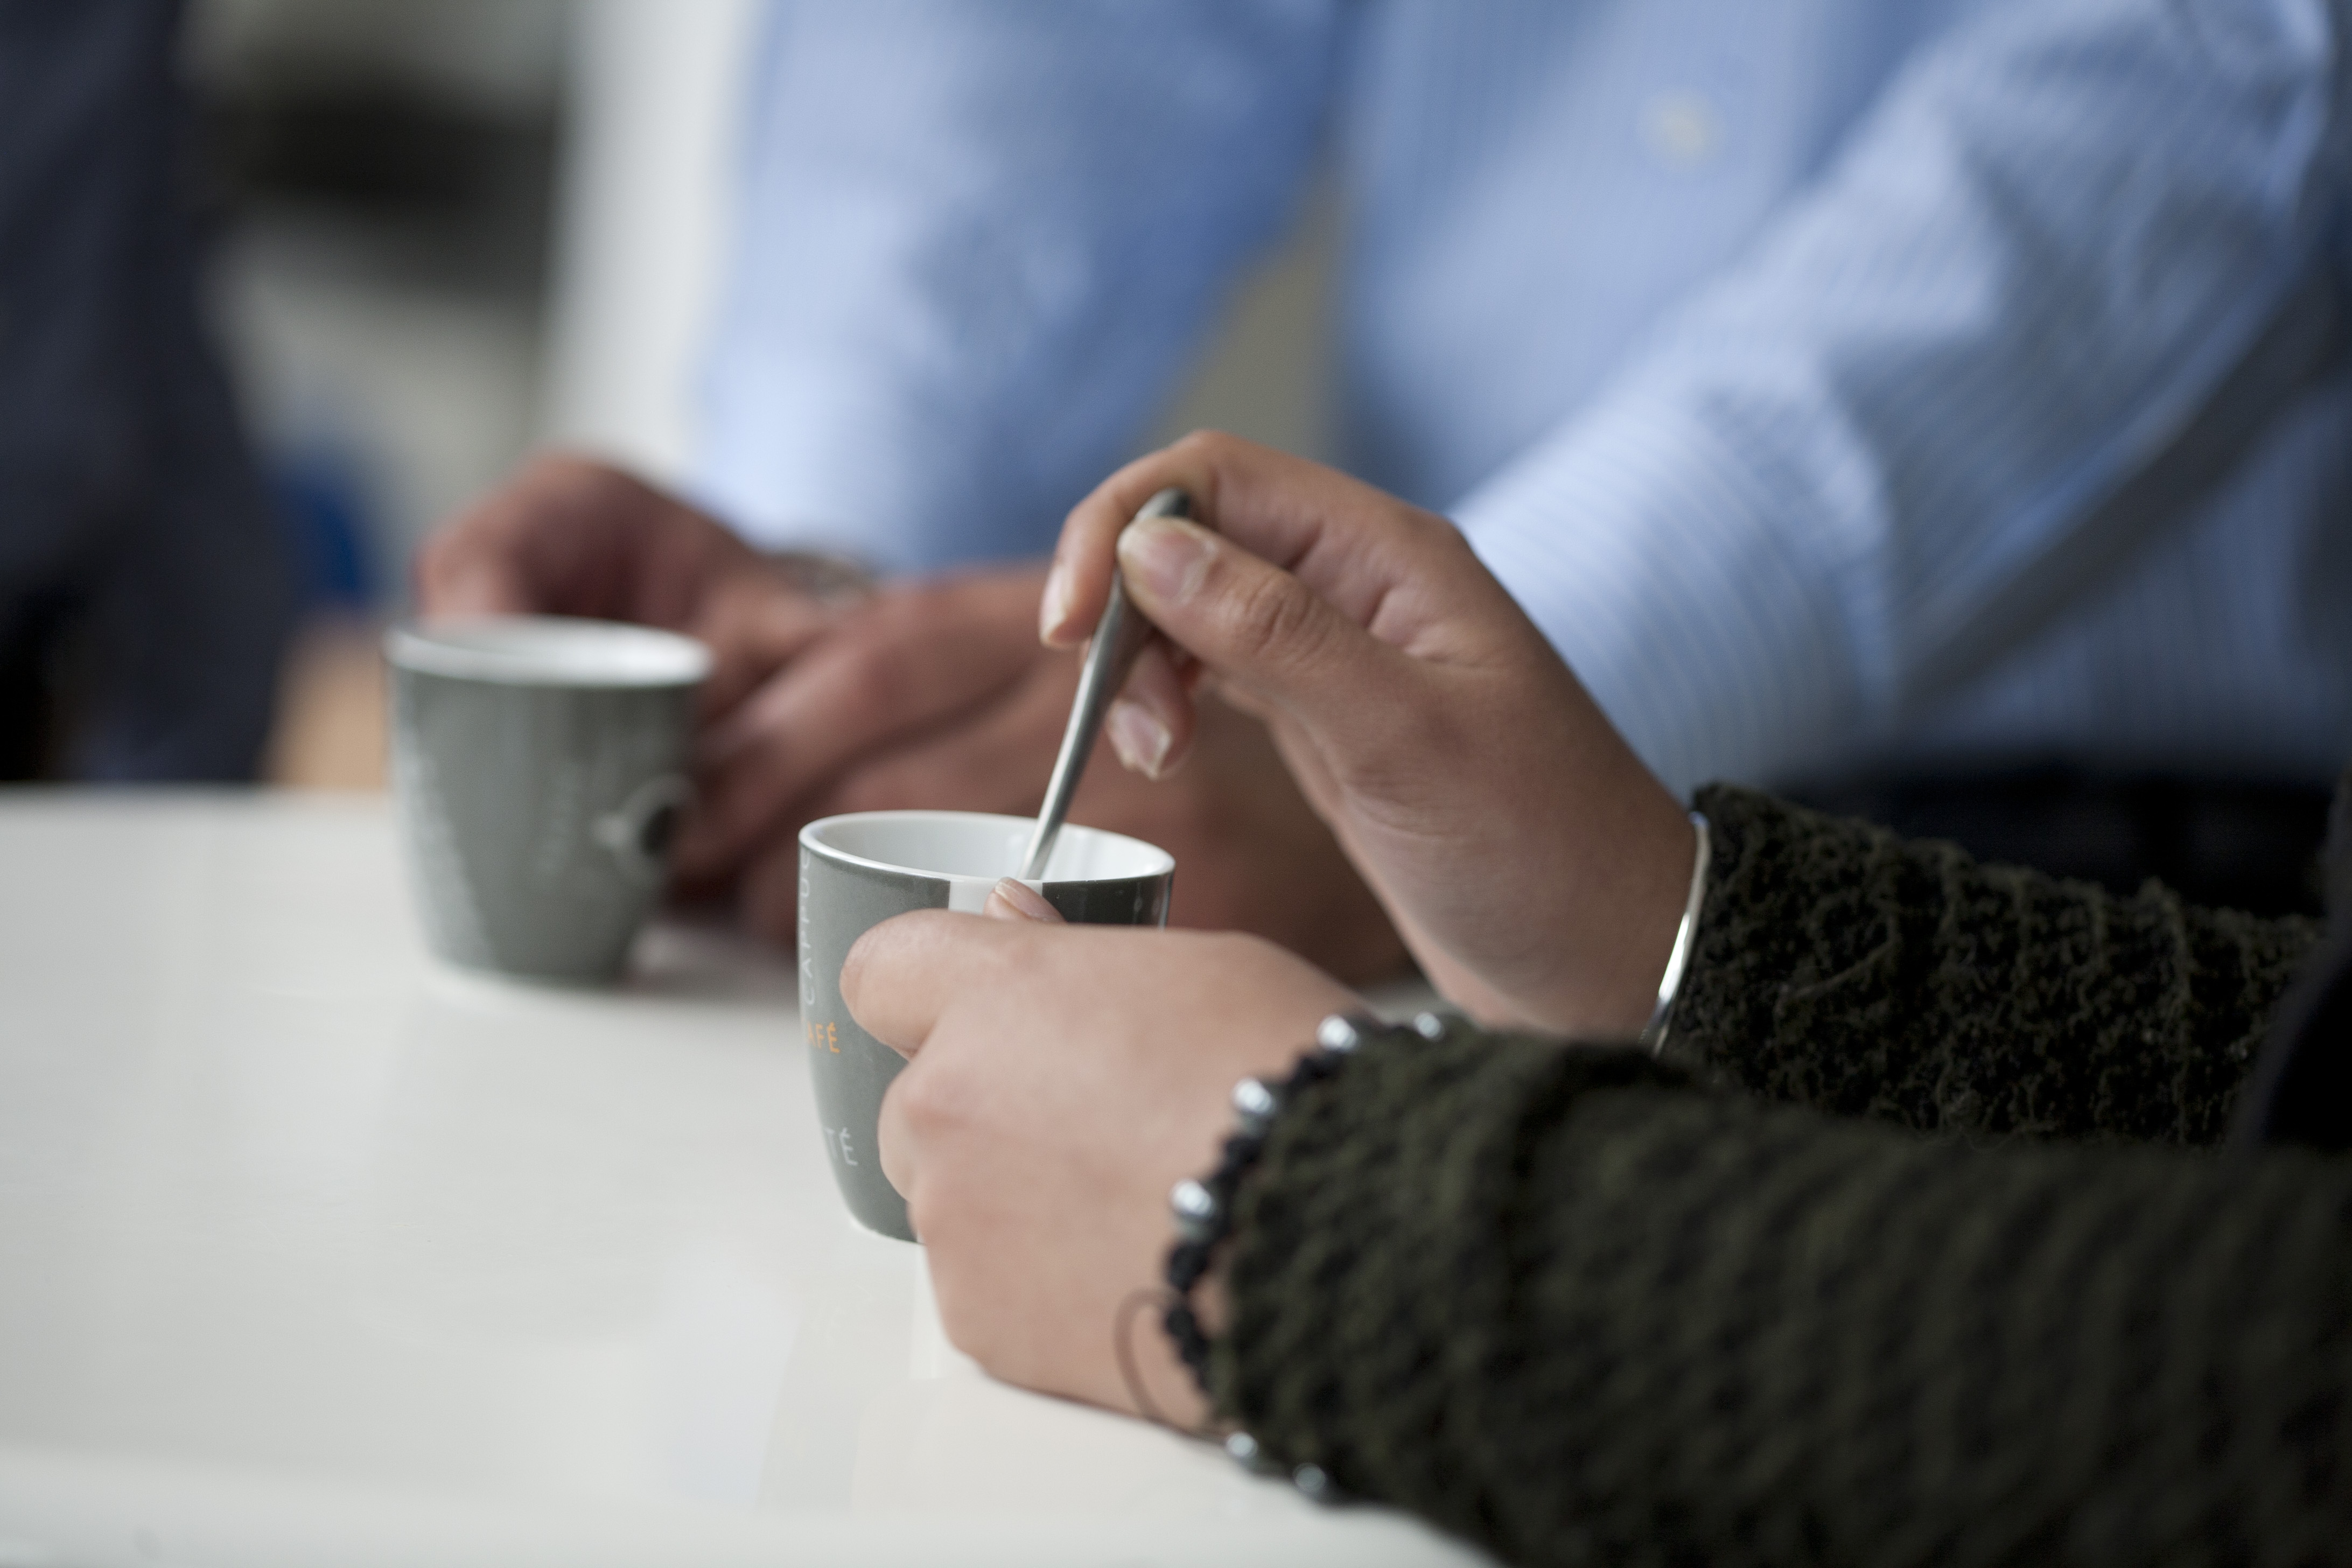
[1454,0,2352,797]
[1217,1032,2352,1565]
[1676,783,2319,1146]
[686,0,1342,572]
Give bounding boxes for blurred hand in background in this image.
[417,452,1408,981]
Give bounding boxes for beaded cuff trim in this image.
[1161,1010,1435,1390]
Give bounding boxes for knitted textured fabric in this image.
[1215,787,2347,1566]
[1673,785,2320,1145]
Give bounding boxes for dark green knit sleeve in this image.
[1216,1031,2352,1568]
[1673,784,2321,1145]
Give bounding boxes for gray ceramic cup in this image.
[799,811,1175,1240]
[387,617,711,983]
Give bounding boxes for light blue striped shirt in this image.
[694,0,2352,797]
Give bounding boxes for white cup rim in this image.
[386,615,711,688]
[800,809,1174,888]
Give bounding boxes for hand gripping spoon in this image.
[1018,487,1192,880]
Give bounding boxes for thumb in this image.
[1116,514,1405,743]
[842,909,1023,1058]
[415,530,534,618]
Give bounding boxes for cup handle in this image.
[592,775,695,885]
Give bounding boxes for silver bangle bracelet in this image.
[1637,811,1711,1055]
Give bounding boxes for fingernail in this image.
[1118,516,1215,605]
[1039,559,1074,643]
[1107,699,1173,779]
[984,877,1062,922]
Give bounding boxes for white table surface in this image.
[0,793,1482,1568]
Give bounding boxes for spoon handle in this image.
[1019,487,1191,881]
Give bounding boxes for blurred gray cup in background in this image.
[386,617,711,983]
[799,811,1175,1241]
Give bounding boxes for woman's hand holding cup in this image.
[845,435,1697,1426]
[846,902,1357,1427]
[1041,433,1696,1039]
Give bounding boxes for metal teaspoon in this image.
[1018,486,1192,880]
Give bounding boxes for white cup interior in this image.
[386,617,711,687]
[802,811,1173,907]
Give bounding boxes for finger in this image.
[417,453,646,619]
[416,536,533,618]
[726,660,1089,942]
[674,575,1048,877]
[788,652,1079,823]
[1114,512,1418,753]
[842,908,1021,1055]
[1105,640,1194,779]
[984,879,1064,922]
[1042,438,1236,648]
[416,452,758,626]
[415,499,544,617]
[1045,431,1490,652]
[690,576,843,721]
